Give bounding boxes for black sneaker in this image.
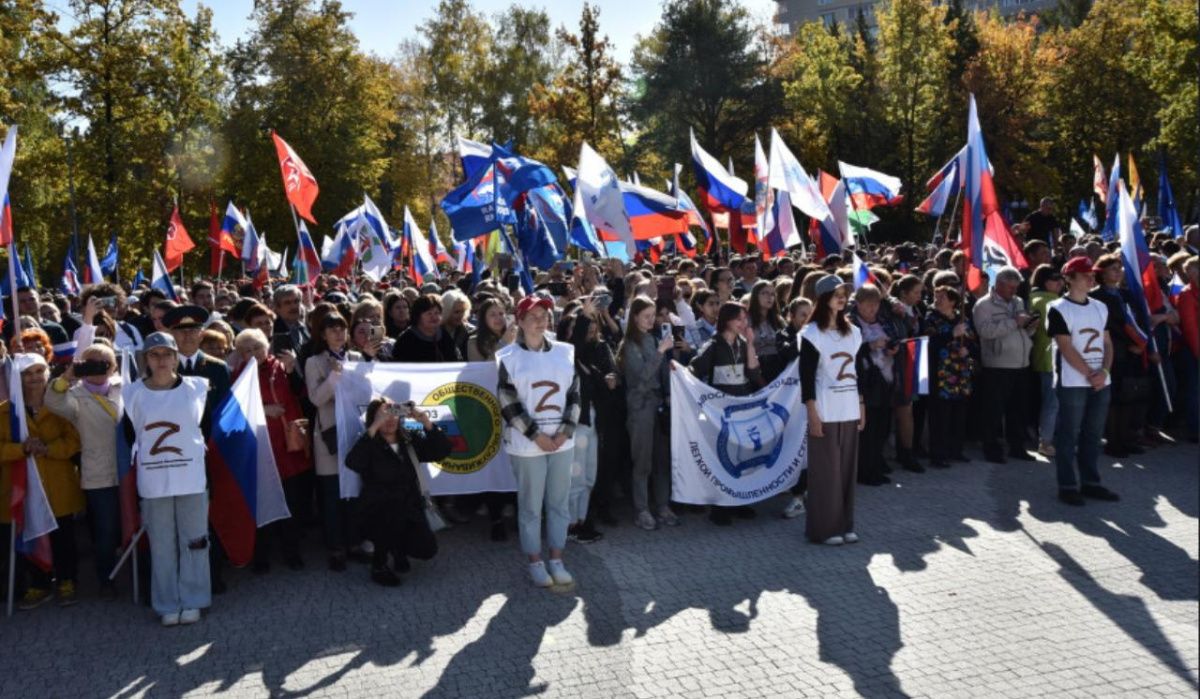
[1081,485,1120,502]
[709,509,733,526]
[394,556,411,573]
[902,461,926,473]
[574,523,605,544]
[370,567,401,587]
[1058,490,1086,506]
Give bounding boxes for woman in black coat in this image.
[345,397,451,587]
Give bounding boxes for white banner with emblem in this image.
[335,361,517,498]
[669,359,807,506]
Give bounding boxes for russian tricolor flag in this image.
[838,161,903,210]
[961,94,1000,289]
[1115,182,1160,346]
[294,220,322,286]
[429,219,452,264]
[852,250,877,290]
[899,337,930,401]
[207,357,291,568]
[917,159,959,217]
[402,206,437,285]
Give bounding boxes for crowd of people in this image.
[0,209,1195,625]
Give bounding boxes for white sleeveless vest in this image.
[1050,297,1110,388]
[124,376,209,498]
[497,341,576,457]
[802,323,863,424]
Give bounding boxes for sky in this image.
[160,0,779,64]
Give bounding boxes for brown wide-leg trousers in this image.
[805,420,859,543]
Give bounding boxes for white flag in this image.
[577,141,635,259]
[767,128,832,223]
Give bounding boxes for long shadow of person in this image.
[1040,542,1199,692]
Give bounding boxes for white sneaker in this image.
[782,496,806,519]
[634,511,658,531]
[528,561,553,588]
[822,536,845,546]
[161,612,181,627]
[843,532,860,544]
[546,559,574,585]
[657,508,680,527]
[180,608,201,624]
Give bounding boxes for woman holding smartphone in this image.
[496,295,581,588]
[345,397,449,586]
[618,296,677,531]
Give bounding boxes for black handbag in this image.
[318,414,339,454]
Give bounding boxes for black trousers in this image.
[858,404,892,482]
[593,409,628,513]
[26,515,79,589]
[365,505,437,569]
[928,397,968,460]
[255,476,306,563]
[980,367,1028,457]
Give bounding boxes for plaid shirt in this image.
[497,338,582,439]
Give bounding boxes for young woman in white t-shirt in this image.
[800,275,866,546]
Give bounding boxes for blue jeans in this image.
[569,424,598,523]
[1054,386,1111,491]
[511,450,573,556]
[142,492,211,616]
[86,487,120,586]
[1037,372,1058,444]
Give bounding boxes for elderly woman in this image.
[233,329,308,572]
[1,353,84,609]
[345,397,449,586]
[392,294,463,363]
[44,342,123,599]
[441,289,474,360]
[497,295,581,587]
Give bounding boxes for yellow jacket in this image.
[0,401,84,522]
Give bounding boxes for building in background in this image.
[772,0,1057,35]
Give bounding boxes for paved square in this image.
[4,444,1197,698]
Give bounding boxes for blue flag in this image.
[1157,152,1184,239]
[132,267,145,290]
[21,244,36,289]
[100,233,118,277]
[526,184,572,254]
[442,162,516,241]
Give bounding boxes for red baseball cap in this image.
[1061,256,1094,276]
[515,295,554,320]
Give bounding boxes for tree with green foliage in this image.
[480,6,555,151]
[527,3,625,168]
[224,0,393,259]
[629,0,779,178]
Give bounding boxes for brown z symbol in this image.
[531,380,562,413]
[145,421,183,456]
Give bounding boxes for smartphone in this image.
[504,314,515,328]
[656,277,676,301]
[271,333,295,354]
[548,281,569,297]
[660,322,672,340]
[671,325,685,341]
[74,360,110,377]
[368,325,384,343]
[97,296,118,310]
[505,273,521,293]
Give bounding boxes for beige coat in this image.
[305,350,361,477]
[44,377,122,490]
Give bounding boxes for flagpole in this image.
[6,243,21,618]
[944,184,965,245]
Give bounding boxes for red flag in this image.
[163,205,195,273]
[271,131,319,223]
